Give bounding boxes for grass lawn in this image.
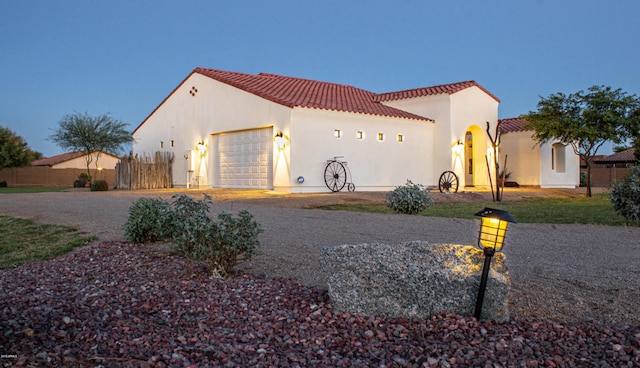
[0,216,97,269]
[315,194,632,226]
[0,186,71,194]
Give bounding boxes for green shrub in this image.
[178,210,262,277]
[90,180,109,191]
[610,166,640,224]
[124,197,175,243]
[124,193,263,277]
[0,181,7,188]
[385,179,434,215]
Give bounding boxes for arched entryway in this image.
[463,125,489,188]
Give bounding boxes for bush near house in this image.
[385,179,434,215]
[124,194,262,277]
[610,166,640,224]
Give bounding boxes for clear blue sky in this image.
[2,0,638,157]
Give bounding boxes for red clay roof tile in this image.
[497,117,533,134]
[594,148,637,164]
[376,80,500,103]
[193,68,431,121]
[31,151,88,167]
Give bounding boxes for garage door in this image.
[213,128,273,189]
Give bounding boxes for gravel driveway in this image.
[1,188,639,326]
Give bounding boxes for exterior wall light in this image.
[274,130,287,150]
[473,207,516,319]
[197,140,206,154]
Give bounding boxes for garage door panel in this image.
[214,128,273,189]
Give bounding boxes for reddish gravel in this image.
[1,242,638,367]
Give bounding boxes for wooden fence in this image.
[115,152,174,190]
[0,166,115,187]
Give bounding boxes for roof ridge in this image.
[375,80,500,103]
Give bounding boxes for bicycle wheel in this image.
[438,171,459,193]
[324,161,347,192]
[347,183,356,192]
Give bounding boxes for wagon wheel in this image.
[438,171,459,193]
[324,161,347,192]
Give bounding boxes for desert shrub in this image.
[90,180,109,191]
[180,210,262,277]
[385,179,434,215]
[124,193,263,277]
[170,194,214,256]
[610,166,640,224]
[124,197,174,243]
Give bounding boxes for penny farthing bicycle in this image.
[324,156,356,192]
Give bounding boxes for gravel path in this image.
[1,188,639,328]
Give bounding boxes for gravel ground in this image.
[1,242,638,367]
[1,188,639,366]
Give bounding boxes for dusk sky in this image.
[1,0,639,157]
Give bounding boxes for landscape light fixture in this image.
[274,130,287,150]
[473,207,516,320]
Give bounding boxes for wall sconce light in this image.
[274,130,287,150]
[453,140,464,155]
[196,140,206,154]
[473,207,516,319]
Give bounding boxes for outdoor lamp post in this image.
[473,207,516,319]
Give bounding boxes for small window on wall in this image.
[356,131,364,140]
[171,140,175,147]
[397,134,404,143]
[552,142,566,172]
[377,132,385,142]
[160,141,164,148]
[334,129,342,138]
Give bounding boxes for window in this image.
[356,131,364,140]
[171,140,175,147]
[397,134,404,143]
[160,141,164,148]
[377,132,385,142]
[334,129,342,138]
[552,143,566,172]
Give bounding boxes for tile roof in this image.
[375,80,500,103]
[31,151,88,166]
[31,150,119,167]
[594,148,637,164]
[192,68,431,122]
[497,117,534,134]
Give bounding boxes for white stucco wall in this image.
[286,108,434,193]
[499,131,541,185]
[52,152,121,170]
[539,141,580,188]
[382,86,499,189]
[500,131,579,188]
[133,73,292,188]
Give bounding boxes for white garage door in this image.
[213,128,273,189]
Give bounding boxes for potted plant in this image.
[498,169,511,187]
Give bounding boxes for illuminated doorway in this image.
[465,131,473,186]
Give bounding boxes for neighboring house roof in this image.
[31,151,88,167]
[594,148,637,164]
[375,80,501,103]
[31,151,119,167]
[497,117,534,134]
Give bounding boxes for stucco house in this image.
[132,67,579,192]
[31,150,121,170]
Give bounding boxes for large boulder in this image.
[320,241,510,321]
